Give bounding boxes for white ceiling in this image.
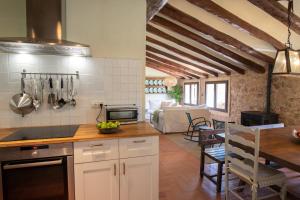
[146,0,300,78]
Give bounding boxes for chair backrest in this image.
[213,119,225,130]
[249,123,284,130]
[225,123,260,184]
[185,112,193,125]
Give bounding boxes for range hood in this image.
[0,0,90,57]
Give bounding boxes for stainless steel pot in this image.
[10,78,34,117]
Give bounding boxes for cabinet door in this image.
[120,156,159,200]
[75,160,119,200]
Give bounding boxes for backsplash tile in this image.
[0,53,144,128]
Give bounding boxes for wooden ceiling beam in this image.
[248,0,300,35]
[146,57,201,79]
[147,24,245,74]
[147,61,192,79]
[187,0,285,49]
[146,45,218,76]
[147,63,193,79]
[160,4,273,64]
[150,16,266,73]
[147,0,168,21]
[146,53,208,78]
[147,36,231,75]
[146,64,186,79]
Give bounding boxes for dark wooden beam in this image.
[146,64,186,79]
[147,36,231,75]
[146,57,202,79]
[147,63,193,79]
[150,16,266,73]
[146,53,208,78]
[160,4,273,64]
[147,61,192,79]
[146,45,218,76]
[147,0,167,21]
[147,25,245,74]
[187,0,285,49]
[248,0,300,35]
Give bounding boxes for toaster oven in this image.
[106,105,138,124]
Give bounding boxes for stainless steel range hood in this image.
[0,0,91,57]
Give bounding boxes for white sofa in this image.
[152,106,211,134]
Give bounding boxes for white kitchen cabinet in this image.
[75,160,119,200]
[120,156,159,200]
[74,136,159,200]
[74,139,119,164]
[119,136,159,158]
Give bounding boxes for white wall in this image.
[0,53,144,128]
[66,0,146,60]
[0,0,26,37]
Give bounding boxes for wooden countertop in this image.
[0,122,160,148]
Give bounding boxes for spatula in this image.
[48,77,55,105]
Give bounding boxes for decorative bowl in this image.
[98,127,120,134]
[96,121,121,134]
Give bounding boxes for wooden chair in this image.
[199,129,226,192]
[184,112,212,142]
[249,123,285,167]
[225,123,287,200]
[213,119,226,130]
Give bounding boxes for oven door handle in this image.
[3,159,63,170]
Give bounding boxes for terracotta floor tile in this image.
[159,134,300,200]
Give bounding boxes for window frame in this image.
[205,80,228,112]
[184,82,199,106]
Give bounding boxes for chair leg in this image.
[200,149,205,178]
[225,166,229,200]
[280,183,287,200]
[216,163,223,192]
[251,185,258,200]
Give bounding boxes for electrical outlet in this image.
[92,101,104,108]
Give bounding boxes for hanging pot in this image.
[10,77,34,117]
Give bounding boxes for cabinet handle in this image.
[123,162,126,175]
[114,163,116,176]
[133,140,146,143]
[90,144,103,147]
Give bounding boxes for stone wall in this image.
[180,70,300,125]
[272,75,300,125]
[200,71,267,124]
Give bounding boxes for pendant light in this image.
[273,0,300,74]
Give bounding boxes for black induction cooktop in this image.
[0,125,80,142]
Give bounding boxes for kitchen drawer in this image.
[74,139,119,164]
[119,136,159,158]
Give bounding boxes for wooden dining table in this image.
[216,126,300,173]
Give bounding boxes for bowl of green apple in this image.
[96,121,121,134]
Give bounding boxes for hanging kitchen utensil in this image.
[48,77,55,105]
[58,77,66,107]
[70,76,76,106]
[40,75,44,103]
[32,78,41,111]
[53,77,61,109]
[10,77,34,117]
[66,76,69,101]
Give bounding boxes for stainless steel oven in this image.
[0,143,74,200]
[106,105,138,124]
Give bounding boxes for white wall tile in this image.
[0,53,144,128]
[0,53,8,73]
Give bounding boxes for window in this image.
[184,82,199,105]
[205,81,228,112]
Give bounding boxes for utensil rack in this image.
[21,69,80,79]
